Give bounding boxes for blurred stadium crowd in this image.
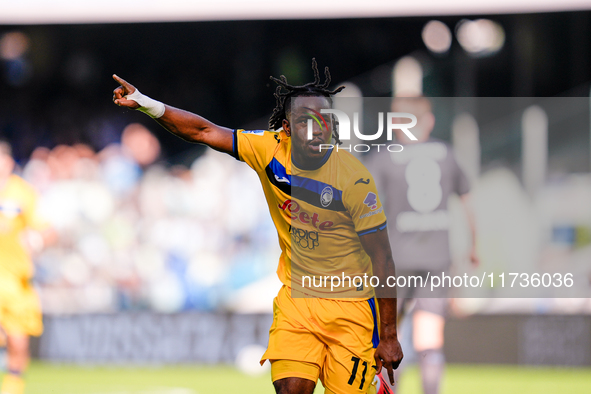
[17,123,279,314]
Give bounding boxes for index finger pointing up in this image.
[112,74,134,92]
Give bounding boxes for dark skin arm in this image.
[359,226,403,385]
[112,75,234,154]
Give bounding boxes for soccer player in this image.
[365,96,478,394]
[0,141,53,394]
[112,59,403,394]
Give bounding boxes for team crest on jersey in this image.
[363,192,379,210]
[320,186,333,207]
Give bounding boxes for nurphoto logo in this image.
[305,108,418,152]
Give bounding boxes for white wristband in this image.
[125,89,166,118]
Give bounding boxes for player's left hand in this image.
[374,333,403,385]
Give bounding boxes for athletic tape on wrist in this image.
[125,89,166,118]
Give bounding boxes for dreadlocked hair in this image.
[269,58,345,144]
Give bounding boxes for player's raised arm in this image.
[112,74,234,155]
[359,228,404,385]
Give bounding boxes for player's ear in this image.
[282,119,291,137]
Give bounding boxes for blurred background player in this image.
[0,141,54,394]
[365,96,478,394]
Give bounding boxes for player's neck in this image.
[292,148,332,171]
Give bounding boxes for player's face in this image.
[286,96,333,162]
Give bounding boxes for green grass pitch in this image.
[4,362,591,394]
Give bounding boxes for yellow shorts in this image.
[0,269,43,337]
[261,285,380,394]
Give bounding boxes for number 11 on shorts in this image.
[348,356,368,390]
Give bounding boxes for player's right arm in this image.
[359,228,403,385]
[112,75,234,155]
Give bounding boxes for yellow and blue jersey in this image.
[0,174,46,337]
[234,129,387,299]
[0,174,48,279]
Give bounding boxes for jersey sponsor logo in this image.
[278,199,334,231]
[354,178,370,185]
[363,192,379,210]
[359,206,383,219]
[320,186,333,208]
[240,129,265,136]
[289,225,319,250]
[274,174,290,184]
